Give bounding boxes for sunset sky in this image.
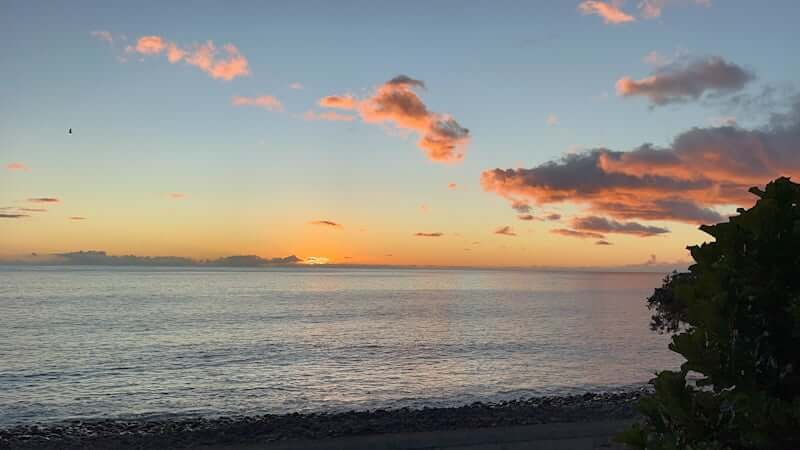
[1,0,798,268]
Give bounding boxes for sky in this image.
[1,0,799,268]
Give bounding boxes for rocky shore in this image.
[0,390,646,450]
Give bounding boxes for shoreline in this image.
[0,389,645,449]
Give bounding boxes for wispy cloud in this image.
[638,0,711,19]
[120,35,250,81]
[90,30,114,43]
[494,226,517,236]
[578,1,636,24]
[6,162,29,171]
[0,213,29,219]
[546,114,559,126]
[552,229,606,239]
[302,110,355,122]
[232,95,283,112]
[414,232,443,237]
[289,82,304,90]
[319,75,470,163]
[68,216,87,221]
[595,240,613,245]
[448,182,458,189]
[167,192,186,199]
[310,220,343,228]
[617,56,754,106]
[27,197,60,204]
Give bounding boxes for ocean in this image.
[0,266,681,427]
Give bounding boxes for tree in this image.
[619,177,800,450]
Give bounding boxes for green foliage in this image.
[618,177,800,449]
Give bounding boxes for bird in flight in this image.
[67,128,72,135]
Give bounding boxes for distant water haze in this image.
[0,266,681,426]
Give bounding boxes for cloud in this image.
[310,220,343,228]
[572,215,669,236]
[551,229,606,239]
[125,35,250,81]
[0,213,29,219]
[232,95,283,112]
[68,216,86,221]
[518,214,536,221]
[18,208,47,212]
[595,240,613,245]
[40,250,302,267]
[6,162,29,171]
[27,198,60,204]
[482,100,800,227]
[448,182,458,189]
[302,110,355,122]
[90,30,114,43]
[134,35,166,54]
[616,56,754,106]
[414,232,443,237]
[709,116,737,127]
[167,192,186,199]
[289,82,304,90]
[546,114,559,126]
[494,226,517,236]
[511,199,531,213]
[638,0,711,19]
[547,213,562,221]
[319,75,470,162]
[578,1,636,24]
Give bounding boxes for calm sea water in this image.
[0,266,681,426]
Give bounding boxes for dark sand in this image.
[0,390,644,450]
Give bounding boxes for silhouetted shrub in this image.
[619,177,800,450]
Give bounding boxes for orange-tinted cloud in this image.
[596,240,613,245]
[126,35,249,81]
[232,95,283,112]
[448,182,458,189]
[6,162,29,171]
[414,232,443,237]
[302,110,355,122]
[0,213,28,219]
[167,192,186,199]
[578,1,635,24]
[494,226,517,236]
[68,216,86,221]
[27,197,60,204]
[310,220,343,228]
[319,75,470,162]
[135,35,166,54]
[518,214,536,221]
[481,100,800,225]
[617,56,753,106]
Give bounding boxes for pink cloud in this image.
[319,75,470,163]
[448,182,458,189]
[289,82,304,90]
[135,35,166,54]
[6,162,29,172]
[578,1,636,24]
[232,95,283,112]
[302,110,355,122]
[125,35,250,81]
[167,192,186,199]
[638,0,711,18]
[546,114,559,126]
